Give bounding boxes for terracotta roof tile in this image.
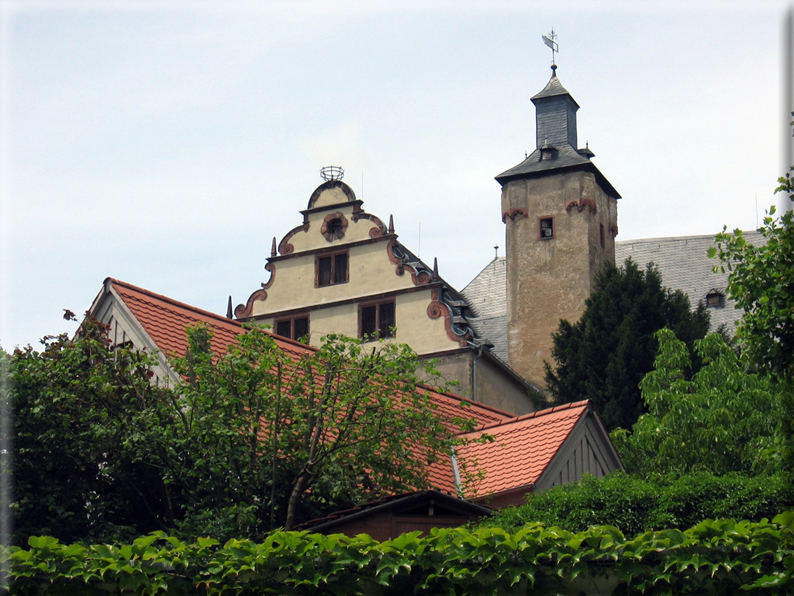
[109,278,310,360]
[105,279,584,504]
[456,401,590,498]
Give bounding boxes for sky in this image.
[1,0,792,351]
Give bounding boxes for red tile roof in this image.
[109,278,309,360]
[103,279,592,504]
[458,401,590,498]
[106,278,510,435]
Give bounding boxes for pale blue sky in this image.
[1,0,792,350]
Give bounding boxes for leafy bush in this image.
[484,471,794,537]
[4,514,794,595]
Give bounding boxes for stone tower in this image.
[496,65,620,390]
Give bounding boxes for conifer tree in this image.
[544,259,710,431]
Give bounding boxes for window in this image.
[360,300,395,340]
[317,251,349,287]
[539,217,554,240]
[600,223,605,248]
[275,315,309,341]
[705,291,725,308]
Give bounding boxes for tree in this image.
[7,314,173,544]
[710,171,794,380]
[7,317,472,542]
[710,144,794,473]
[611,329,785,478]
[544,258,710,431]
[169,325,469,532]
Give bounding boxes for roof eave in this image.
[495,161,621,199]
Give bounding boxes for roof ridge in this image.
[108,278,242,329]
[471,399,590,433]
[108,277,317,355]
[616,231,761,245]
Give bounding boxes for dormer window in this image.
[705,290,725,308]
[539,138,555,161]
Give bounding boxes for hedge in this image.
[2,512,793,595]
[483,471,794,537]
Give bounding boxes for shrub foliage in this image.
[3,513,794,595]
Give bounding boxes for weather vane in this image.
[542,28,558,68]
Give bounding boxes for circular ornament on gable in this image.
[321,212,348,242]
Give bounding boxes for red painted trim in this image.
[278,223,310,255]
[427,287,470,347]
[320,211,349,242]
[306,179,357,210]
[351,212,387,238]
[234,262,276,318]
[386,240,432,286]
[502,208,528,223]
[564,198,598,214]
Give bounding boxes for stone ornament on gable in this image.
[321,212,348,242]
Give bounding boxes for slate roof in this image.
[97,278,602,505]
[389,241,478,343]
[457,401,589,498]
[459,232,760,363]
[461,257,508,360]
[614,232,763,333]
[531,71,579,104]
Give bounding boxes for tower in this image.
[496,65,620,390]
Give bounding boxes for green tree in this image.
[544,259,710,431]
[169,325,469,532]
[7,314,173,544]
[710,173,794,380]
[710,148,794,474]
[7,318,471,542]
[611,329,784,478]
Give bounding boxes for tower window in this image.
[317,251,349,287]
[276,315,309,341]
[539,217,554,240]
[360,300,395,340]
[600,223,605,248]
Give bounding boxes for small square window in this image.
[275,316,309,341]
[360,300,395,340]
[539,217,554,240]
[316,251,349,287]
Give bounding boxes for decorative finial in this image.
[432,257,439,280]
[226,296,233,319]
[320,165,344,181]
[388,214,394,234]
[494,245,499,259]
[271,236,277,257]
[542,28,558,71]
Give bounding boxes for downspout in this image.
[468,340,485,402]
[450,450,462,497]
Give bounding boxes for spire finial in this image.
[388,214,394,234]
[271,236,277,257]
[432,257,439,280]
[226,296,233,319]
[542,28,559,72]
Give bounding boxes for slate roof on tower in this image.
[495,67,620,198]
